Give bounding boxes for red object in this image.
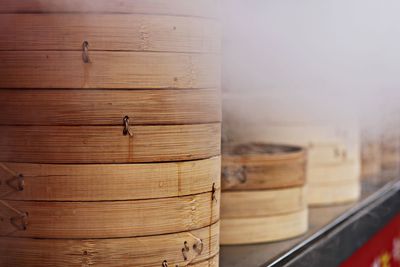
[341,214,400,267]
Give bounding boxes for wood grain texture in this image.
[221,187,306,218]
[0,123,221,163]
[193,255,219,267]
[222,143,306,190]
[220,209,308,245]
[0,51,220,89]
[0,191,220,238]
[0,223,219,267]
[307,180,361,206]
[0,157,220,201]
[0,89,221,126]
[0,14,220,53]
[0,0,220,18]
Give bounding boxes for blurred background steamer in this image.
[220,143,308,245]
[222,93,361,206]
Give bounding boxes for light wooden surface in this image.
[0,51,220,89]
[220,209,308,245]
[0,0,220,18]
[0,222,219,267]
[0,191,220,238]
[0,89,221,125]
[307,179,361,205]
[0,14,220,53]
[0,124,221,163]
[222,143,306,190]
[0,157,220,201]
[194,255,219,267]
[221,187,306,218]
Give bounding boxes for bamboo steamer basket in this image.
[0,1,221,266]
[0,0,220,18]
[0,14,220,53]
[221,187,306,218]
[0,223,220,267]
[221,210,308,245]
[0,9,220,90]
[221,143,306,190]
[220,143,308,245]
[224,123,360,163]
[0,191,220,238]
[307,160,361,204]
[223,120,361,206]
[0,89,221,126]
[0,157,220,201]
[0,51,219,89]
[0,124,220,163]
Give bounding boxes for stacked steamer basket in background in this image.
[222,95,361,206]
[220,143,308,245]
[0,1,221,266]
[380,111,400,178]
[360,126,382,179]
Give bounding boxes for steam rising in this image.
[221,0,400,128]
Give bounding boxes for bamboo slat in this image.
[0,51,220,89]
[0,89,221,126]
[0,124,221,163]
[307,180,361,205]
[222,143,306,190]
[221,187,306,218]
[220,209,308,245]
[0,157,220,201]
[193,255,219,267]
[0,191,220,238]
[0,0,220,18]
[0,14,220,53]
[0,223,219,267]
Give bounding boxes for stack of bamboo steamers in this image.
[220,143,308,244]
[0,1,221,266]
[258,124,361,205]
[222,95,361,206]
